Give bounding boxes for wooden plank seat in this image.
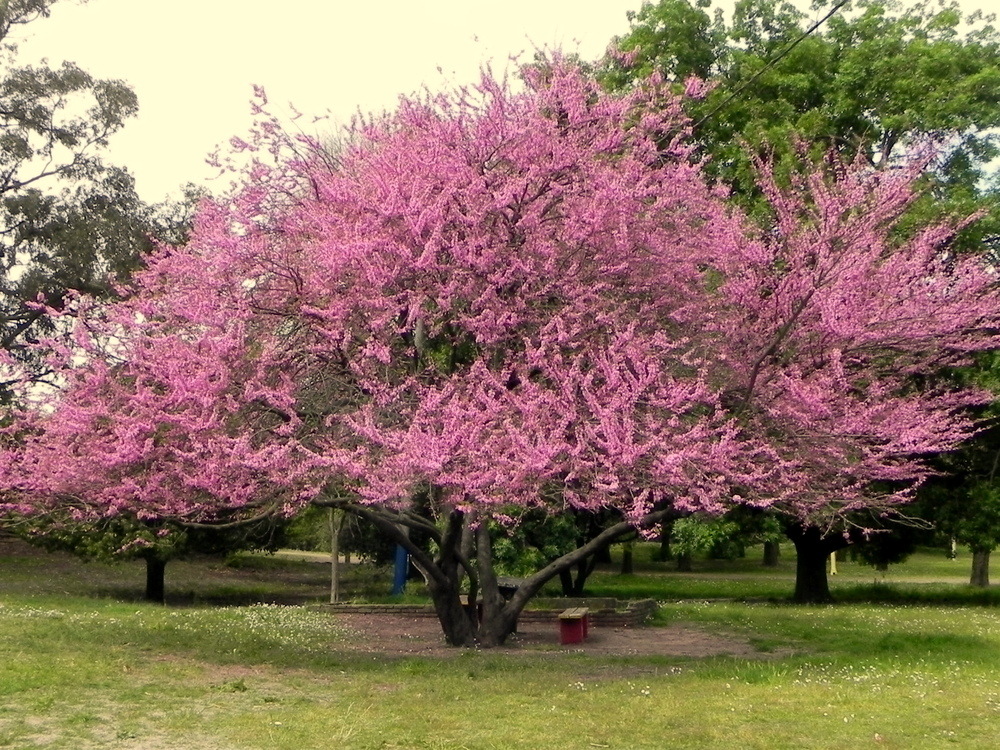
[558,607,590,645]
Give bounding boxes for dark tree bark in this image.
[144,556,166,603]
[474,522,520,647]
[419,509,479,646]
[559,555,601,596]
[656,519,673,561]
[762,540,780,567]
[558,569,573,595]
[971,548,991,587]
[786,524,849,603]
[621,542,634,575]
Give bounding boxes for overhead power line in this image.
[693,0,853,129]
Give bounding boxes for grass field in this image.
[3,538,1000,749]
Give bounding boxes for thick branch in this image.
[331,501,448,588]
[506,508,672,612]
[314,497,442,540]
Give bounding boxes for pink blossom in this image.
[3,61,999,538]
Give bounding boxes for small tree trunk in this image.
[558,569,574,596]
[569,555,600,596]
[676,552,692,572]
[656,519,673,561]
[474,522,521,647]
[329,508,344,604]
[762,540,780,567]
[144,557,166,603]
[621,541,634,575]
[971,548,991,587]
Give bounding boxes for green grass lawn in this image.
[591,543,997,603]
[3,538,1000,749]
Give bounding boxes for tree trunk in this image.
[474,523,520,647]
[620,541,634,575]
[329,508,344,604]
[570,558,591,595]
[427,581,478,646]
[558,569,574,596]
[971,548,991,587]
[656,519,673,561]
[561,555,599,596]
[787,524,847,603]
[762,540,780,567]
[144,556,166,603]
[426,511,479,646]
[676,552,692,572]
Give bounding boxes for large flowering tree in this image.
[3,62,999,645]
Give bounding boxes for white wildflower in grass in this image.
[0,602,347,657]
[2,606,66,619]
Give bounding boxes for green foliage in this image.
[602,0,1000,241]
[0,0,188,396]
[851,525,923,571]
[9,511,289,566]
[919,350,1000,556]
[283,506,333,552]
[489,510,582,577]
[283,505,397,564]
[670,514,742,559]
[668,509,783,563]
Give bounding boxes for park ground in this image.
[3,535,1000,749]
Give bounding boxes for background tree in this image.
[7,511,289,602]
[669,514,742,572]
[919,351,1000,587]
[0,0,175,399]
[488,508,619,595]
[848,520,926,579]
[603,0,1000,221]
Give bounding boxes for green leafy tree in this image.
[919,351,1000,587]
[669,514,742,571]
[488,508,617,595]
[922,477,1000,587]
[851,524,925,577]
[0,0,174,397]
[603,0,1000,232]
[10,511,289,603]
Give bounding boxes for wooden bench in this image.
[558,607,590,645]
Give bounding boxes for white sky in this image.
[14,0,647,203]
[13,0,1000,204]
